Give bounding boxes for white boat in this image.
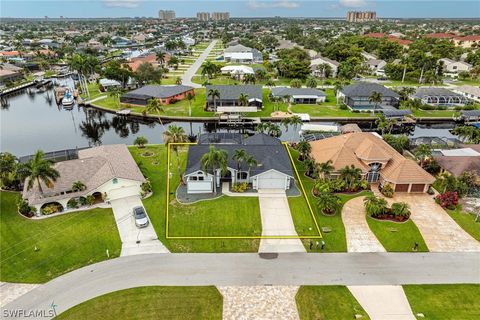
[62,89,75,107]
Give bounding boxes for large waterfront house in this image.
[337,82,400,111]
[309,132,435,193]
[413,87,468,107]
[23,144,146,212]
[223,44,263,63]
[184,133,294,194]
[271,87,326,104]
[120,85,195,106]
[205,85,263,112]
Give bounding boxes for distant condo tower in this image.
[159,10,176,21]
[346,11,377,22]
[196,12,210,22]
[211,12,230,21]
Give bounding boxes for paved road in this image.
[2,252,479,319]
[181,40,218,88]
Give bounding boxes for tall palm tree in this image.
[163,125,188,175]
[289,115,302,131]
[297,141,311,161]
[108,87,122,108]
[317,192,341,215]
[238,93,249,106]
[339,165,362,190]
[375,113,389,135]
[186,92,195,117]
[415,144,432,168]
[201,146,228,193]
[245,155,258,178]
[208,88,220,110]
[145,98,165,129]
[18,150,60,194]
[201,61,218,81]
[368,91,383,114]
[233,149,247,171]
[315,160,334,180]
[156,51,166,67]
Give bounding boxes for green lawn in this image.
[296,286,370,320]
[446,208,480,241]
[55,286,223,320]
[0,191,121,283]
[366,214,429,252]
[403,284,480,320]
[288,148,370,252]
[129,145,260,252]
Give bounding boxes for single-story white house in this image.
[184,133,294,194]
[220,65,254,79]
[271,87,326,104]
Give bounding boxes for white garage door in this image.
[257,171,287,189]
[108,186,141,201]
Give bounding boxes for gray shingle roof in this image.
[341,82,400,98]
[185,134,292,177]
[122,85,193,99]
[413,87,463,98]
[271,87,326,97]
[206,85,263,101]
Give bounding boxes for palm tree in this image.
[391,202,410,216]
[305,76,317,88]
[156,51,167,67]
[175,76,182,85]
[108,87,122,108]
[18,150,60,194]
[233,149,247,170]
[315,160,334,180]
[186,92,195,117]
[289,115,302,131]
[201,61,218,81]
[415,144,432,168]
[208,88,220,110]
[304,158,316,177]
[368,91,383,114]
[375,113,389,135]
[297,141,311,161]
[242,74,256,84]
[290,79,302,88]
[245,155,258,179]
[163,125,188,175]
[72,181,86,192]
[317,192,341,215]
[145,98,165,129]
[200,146,228,193]
[339,165,362,190]
[266,122,282,138]
[238,93,249,106]
[363,195,388,217]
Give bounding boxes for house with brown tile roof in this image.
[23,144,145,212]
[309,132,435,193]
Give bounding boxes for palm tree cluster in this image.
[201,61,221,81]
[200,146,229,193]
[68,53,100,98]
[375,113,398,135]
[281,115,302,132]
[414,144,432,168]
[452,125,480,144]
[363,195,388,217]
[233,149,257,177]
[255,122,282,138]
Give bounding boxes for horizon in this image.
[1,1,479,19]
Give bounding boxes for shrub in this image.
[364,195,388,217]
[42,203,60,215]
[79,196,87,206]
[67,198,79,209]
[17,198,35,217]
[435,191,459,209]
[134,136,148,148]
[381,183,394,198]
[141,181,152,193]
[339,104,349,110]
[232,182,249,193]
[391,202,410,217]
[85,195,95,206]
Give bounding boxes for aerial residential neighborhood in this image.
[0,1,479,319]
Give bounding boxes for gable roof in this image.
[205,85,263,101]
[122,85,194,99]
[341,82,400,98]
[309,133,434,185]
[271,87,326,98]
[433,156,480,177]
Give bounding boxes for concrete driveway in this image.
[342,196,386,252]
[387,193,480,252]
[181,40,217,88]
[258,189,306,253]
[110,196,169,256]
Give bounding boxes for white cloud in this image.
[102,0,143,8]
[339,0,367,8]
[248,1,300,9]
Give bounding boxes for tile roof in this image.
[434,156,480,177]
[309,133,435,185]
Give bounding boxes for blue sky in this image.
[1,1,479,18]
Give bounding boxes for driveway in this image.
[342,196,386,252]
[257,189,306,253]
[110,196,169,256]
[181,40,217,88]
[387,193,480,252]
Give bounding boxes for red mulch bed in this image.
[370,213,410,223]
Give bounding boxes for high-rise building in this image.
[346,11,377,22]
[196,12,210,22]
[158,10,176,21]
[211,12,230,21]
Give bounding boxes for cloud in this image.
[339,0,367,8]
[102,0,143,8]
[248,1,300,9]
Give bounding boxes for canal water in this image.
[0,77,457,157]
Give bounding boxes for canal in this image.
[0,77,458,157]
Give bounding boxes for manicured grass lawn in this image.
[0,191,121,283]
[366,214,429,252]
[56,286,223,320]
[403,284,480,320]
[296,286,370,320]
[129,145,260,252]
[446,208,480,241]
[288,148,370,252]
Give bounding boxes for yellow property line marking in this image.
[166,142,322,240]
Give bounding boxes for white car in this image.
[133,206,149,228]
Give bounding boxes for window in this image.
[198,176,204,181]
[237,172,248,180]
[112,178,118,184]
[190,176,198,181]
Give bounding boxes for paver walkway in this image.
[181,40,217,88]
[257,189,306,253]
[385,193,480,252]
[348,285,415,320]
[110,196,169,256]
[0,282,39,308]
[341,196,385,252]
[218,286,300,320]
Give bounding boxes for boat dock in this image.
[0,81,36,97]
[218,114,261,126]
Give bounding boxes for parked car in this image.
[377,76,388,81]
[133,206,149,228]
